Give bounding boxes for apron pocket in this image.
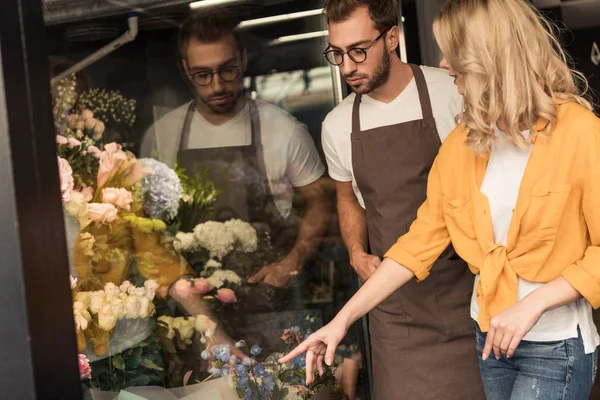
[430,258,475,335]
[369,290,410,339]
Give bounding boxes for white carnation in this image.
[193,221,236,260]
[205,259,222,269]
[224,219,258,253]
[206,269,241,289]
[173,232,198,252]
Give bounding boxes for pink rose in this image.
[102,188,133,210]
[173,279,193,298]
[56,135,68,145]
[81,110,94,120]
[121,161,154,188]
[67,138,81,148]
[215,288,237,304]
[93,121,105,140]
[87,146,101,159]
[57,156,74,204]
[87,203,118,223]
[85,117,98,130]
[97,143,127,188]
[81,185,94,202]
[66,114,79,129]
[190,278,211,295]
[78,354,92,380]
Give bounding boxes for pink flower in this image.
[66,114,79,129]
[190,278,211,295]
[56,135,68,145]
[173,279,193,298]
[81,110,94,120]
[97,143,127,188]
[87,203,118,223]
[58,156,74,204]
[93,121,105,140]
[78,354,92,380]
[215,288,237,304]
[87,146,101,159]
[102,188,133,210]
[121,161,154,188]
[80,185,94,202]
[67,138,81,149]
[84,117,98,130]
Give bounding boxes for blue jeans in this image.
[475,322,597,400]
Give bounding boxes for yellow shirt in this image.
[385,102,600,331]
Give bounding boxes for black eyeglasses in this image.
[189,65,241,86]
[323,30,388,66]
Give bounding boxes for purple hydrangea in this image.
[138,158,182,221]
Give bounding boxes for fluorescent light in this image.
[269,30,328,46]
[238,9,324,29]
[189,0,238,9]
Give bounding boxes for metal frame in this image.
[0,0,82,398]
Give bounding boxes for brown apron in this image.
[351,64,484,400]
[177,100,298,349]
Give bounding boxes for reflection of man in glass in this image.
[141,13,332,339]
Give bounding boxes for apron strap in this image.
[352,93,362,133]
[179,100,196,152]
[408,64,434,120]
[242,100,266,178]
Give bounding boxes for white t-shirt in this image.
[472,128,600,354]
[322,65,463,208]
[141,99,325,218]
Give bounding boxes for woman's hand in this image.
[279,318,348,384]
[482,299,544,360]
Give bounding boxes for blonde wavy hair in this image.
[433,0,592,154]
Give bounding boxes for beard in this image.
[198,88,242,114]
[344,48,391,95]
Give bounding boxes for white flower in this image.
[75,292,91,307]
[158,316,175,339]
[70,275,78,289]
[173,232,197,252]
[194,315,217,334]
[98,304,117,331]
[108,295,126,319]
[73,301,91,331]
[201,350,209,360]
[138,296,153,318]
[206,269,242,289]
[205,259,222,269]
[125,295,140,319]
[193,221,236,260]
[144,280,159,300]
[104,282,120,296]
[235,340,246,348]
[119,281,132,294]
[89,291,105,314]
[224,219,258,253]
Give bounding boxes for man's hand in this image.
[350,247,381,282]
[248,254,302,288]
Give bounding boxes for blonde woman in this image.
[281,0,600,398]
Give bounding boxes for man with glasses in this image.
[141,13,332,350]
[321,0,484,399]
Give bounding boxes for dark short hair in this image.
[324,0,398,33]
[178,13,243,59]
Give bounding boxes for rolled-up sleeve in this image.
[384,157,451,281]
[562,129,600,307]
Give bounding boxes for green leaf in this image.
[112,355,126,371]
[125,347,143,369]
[141,359,164,371]
[124,374,151,387]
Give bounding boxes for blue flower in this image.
[242,357,253,366]
[212,344,231,363]
[291,354,306,369]
[253,364,276,392]
[250,344,262,357]
[235,365,249,379]
[138,158,182,221]
[220,366,230,376]
[208,367,221,377]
